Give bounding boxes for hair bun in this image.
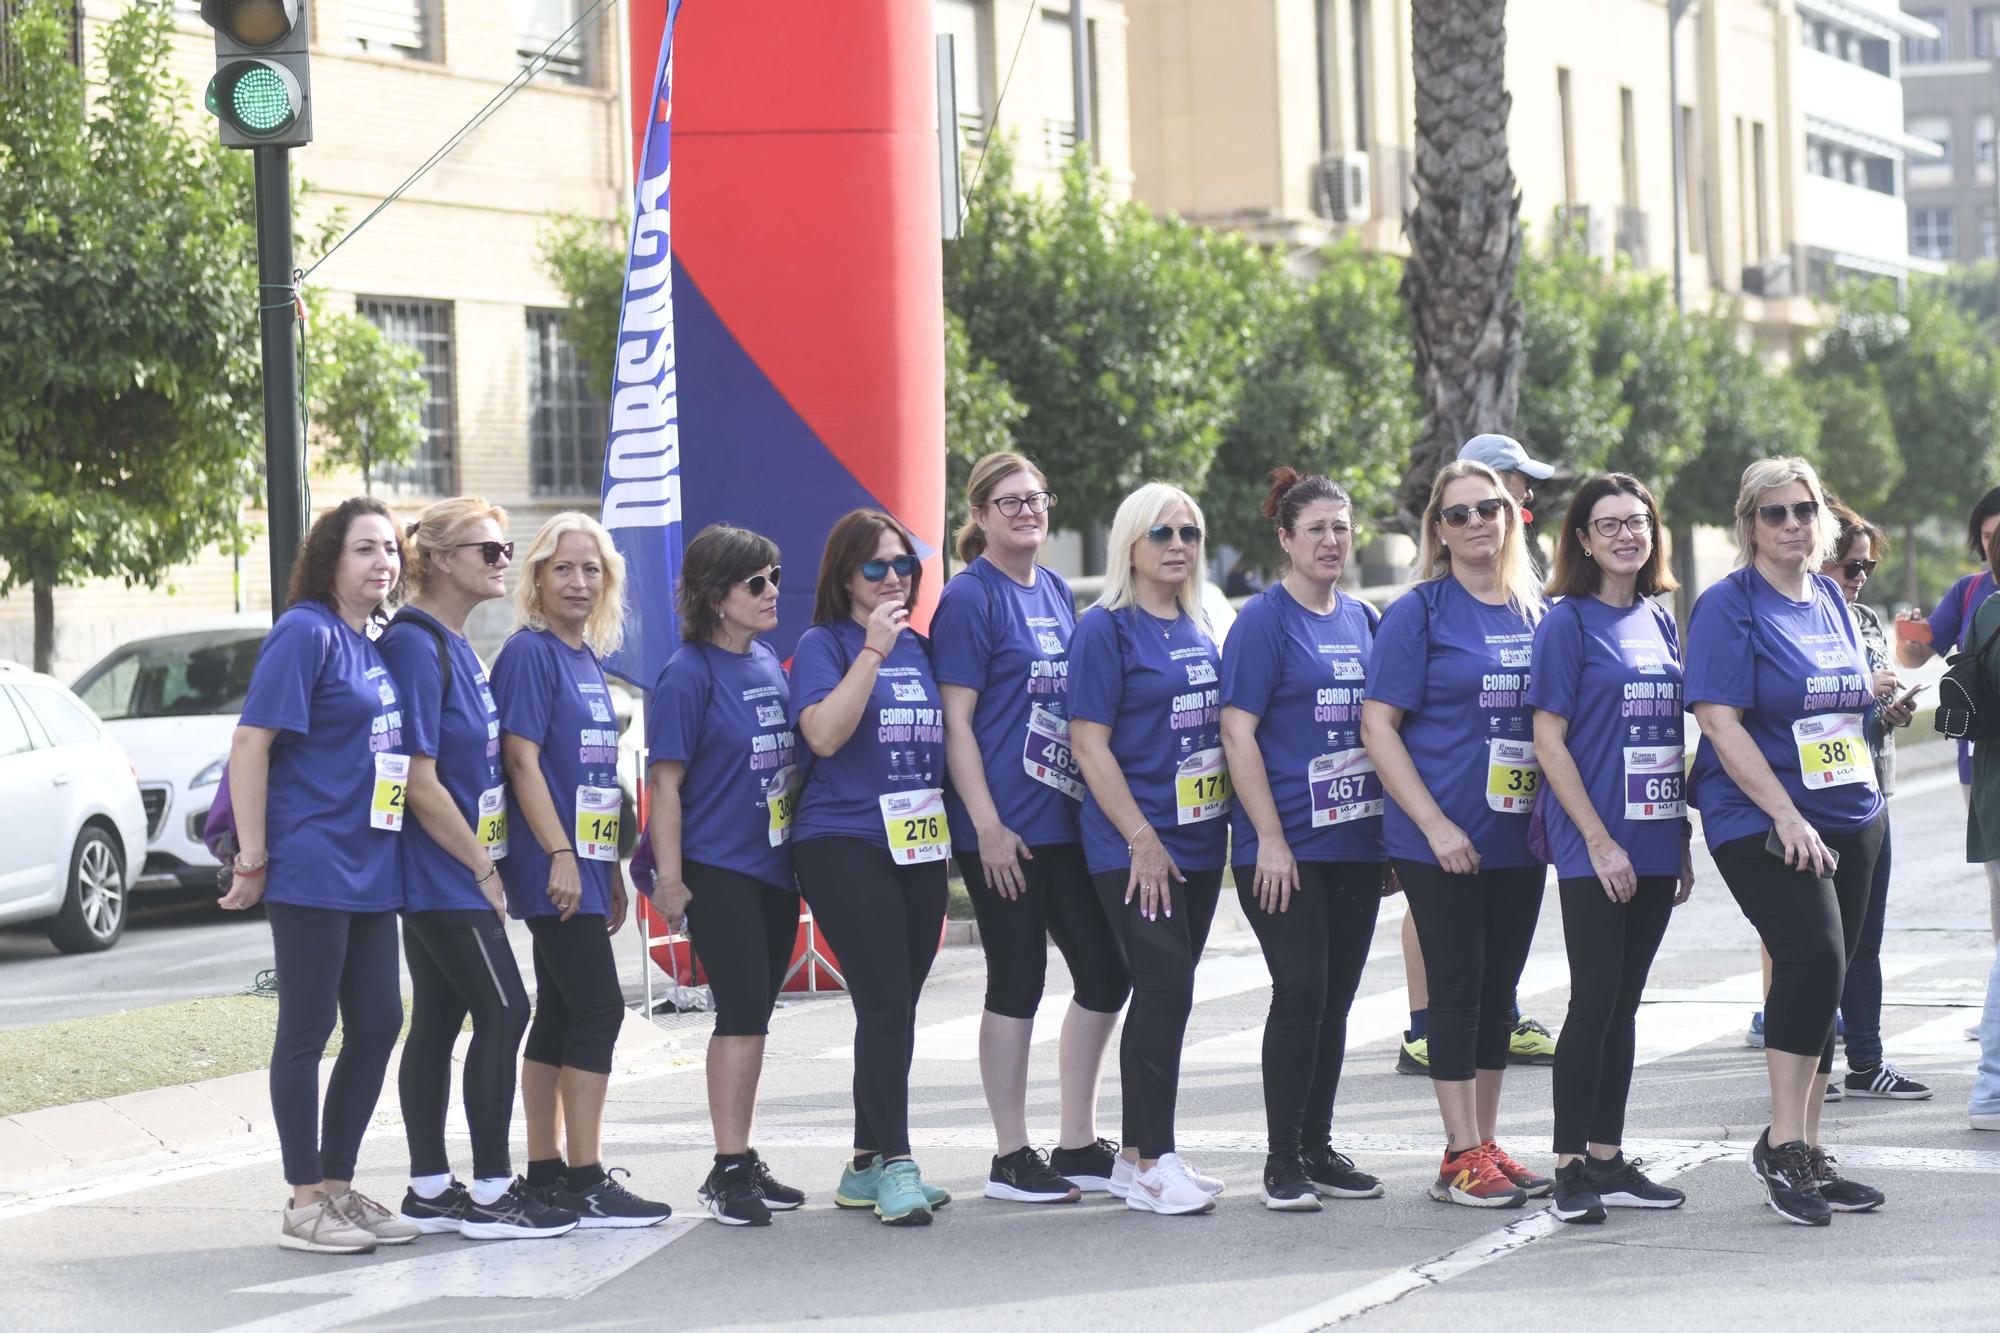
[1260,466,1304,522]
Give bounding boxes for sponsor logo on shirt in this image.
[1498,647,1530,668]
[892,681,928,703]
[755,701,787,727]
[1184,660,1217,686]
[1037,630,1065,656]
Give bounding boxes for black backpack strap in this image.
[389,608,453,712]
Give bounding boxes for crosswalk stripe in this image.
[1629,954,1935,1068]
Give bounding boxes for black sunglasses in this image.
[737,566,782,596]
[1838,558,1879,580]
[450,540,514,566]
[1145,524,1203,546]
[1757,500,1819,528]
[1440,499,1507,528]
[860,554,920,582]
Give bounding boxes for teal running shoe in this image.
[874,1159,933,1226]
[835,1154,951,1210]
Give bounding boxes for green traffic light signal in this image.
[199,0,311,149]
[205,60,302,139]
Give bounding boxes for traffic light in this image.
[200,0,313,149]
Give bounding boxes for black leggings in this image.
[1713,816,1885,1073]
[266,903,404,1186]
[960,842,1131,1018]
[795,837,949,1159]
[1091,867,1225,1159]
[398,910,530,1181]
[1551,876,1676,1154]
[1839,816,1893,1069]
[685,862,799,1037]
[1234,861,1382,1156]
[523,913,625,1075]
[1394,860,1547,1082]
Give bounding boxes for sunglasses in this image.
[1838,558,1879,580]
[1440,499,1507,528]
[1145,524,1203,546]
[1589,514,1653,539]
[450,540,514,566]
[989,491,1056,517]
[1756,500,1819,528]
[860,554,920,582]
[737,566,782,596]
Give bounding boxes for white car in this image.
[72,620,268,893]
[0,662,148,952]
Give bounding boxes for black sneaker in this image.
[1048,1137,1120,1193]
[554,1166,673,1228]
[1845,1062,1933,1101]
[1550,1161,1606,1224]
[397,1180,470,1234]
[985,1146,1082,1203]
[1808,1146,1885,1213]
[745,1148,806,1210]
[1396,1031,1430,1075]
[1299,1146,1385,1199]
[1584,1152,1685,1209]
[460,1179,581,1240]
[1747,1128,1830,1227]
[1824,1080,1845,1103]
[700,1159,773,1227]
[1261,1153,1323,1212]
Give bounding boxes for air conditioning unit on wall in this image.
[1318,151,1372,223]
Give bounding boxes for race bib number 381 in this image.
[1792,713,1872,789]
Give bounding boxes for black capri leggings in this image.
[684,861,800,1037]
[960,842,1131,1019]
[1712,815,1885,1073]
[1091,867,1224,1159]
[266,903,404,1186]
[1233,860,1383,1156]
[1551,875,1676,1155]
[1394,859,1547,1082]
[795,837,949,1159]
[399,909,531,1181]
[523,913,625,1076]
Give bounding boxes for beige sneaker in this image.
[330,1189,423,1245]
[279,1195,377,1254]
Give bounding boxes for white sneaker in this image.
[1971,1112,2000,1131]
[1177,1154,1225,1196]
[1108,1153,1136,1199]
[1124,1154,1216,1215]
[279,1195,377,1254]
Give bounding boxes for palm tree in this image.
[1398,0,1525,527]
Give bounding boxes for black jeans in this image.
[399,909,531,1181]
[795,837,949,1159]
[1838,817,1893,1069]
[266,903,403,1186]
[1394,860,1547,1082]
[1233,861,1382,1155]
[522,913,625,1075]
[684,862,800,1038]
[960,842,1131,1018]
[1713,815,1885,1073]
[1091,867,1224,1158]
[1550,876,1676,1154]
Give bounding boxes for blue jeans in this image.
[1974,944,2000,1119]
[1838,818,1892,1069]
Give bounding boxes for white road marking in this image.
[1630,955,1935,1068]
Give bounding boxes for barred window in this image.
[517,0,597,85]
[527,310,606,496]
[348,0,437,62]
[0,0,84,84]
[359,297,456,496]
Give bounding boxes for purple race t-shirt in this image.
[238,601,405,912]
[1928,570,1996,784]
[1685,567,1885,851]
[789,620,947,855]
[1221,583,1384,867]
[931,558,1082,852]
[1365,578,1541,869]
[490,629,620,918]
[1069,604,1229,876]
[647,639,799,892]
[379,608,505,912]
[1525,596,1686,880]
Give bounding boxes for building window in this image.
[517,0,597,85]
[1980,115,1996,170]
[1905,11,1946,63]
[1680,105,1704,256]
[359,298,456,495]
[348,0,437,62]
[1909,114,1953,180]
[935,0,989,149]
[1038,10,1076,163]
[1620,87,1639,209]
[1978,8,2000,58]
[527,310,606,498]
[1982,207,1998,259]
[1911,207,1955,261]
[1752,121,1769,260]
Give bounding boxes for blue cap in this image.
[1457,433,1554,480]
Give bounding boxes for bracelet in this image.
[233,860,268,878]
[1124,823,1150,854]
[550,848,576,858]
[476,866,498,884]
[859,644,886,662]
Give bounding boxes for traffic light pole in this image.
[253,144,306,611]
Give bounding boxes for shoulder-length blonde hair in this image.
[1733,456,1838,569]
[1095,482,1208,621]
[511,511,627,657]
[1415,460,1544,618]
[403,495,509,597]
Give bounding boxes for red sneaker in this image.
[1429,1146,1527,1208]
[1482,1140,1554,1198]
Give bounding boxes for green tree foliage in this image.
[1792,357,1899,516]
[0,0,259,672]
[943,307,1026,548]
[305,295,428,495]
[1660,313,1818,534]
[537,210,627,402]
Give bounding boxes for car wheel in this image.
[45,825,128,954]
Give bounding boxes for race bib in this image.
[1309,749,1383,827]
[476,785,508,859]
[1175,747,1231,825]
[765,764,801,848]
[1792,714,1872,789]
[1485,738,1540,814]
[1023,704,1084,801]
[574,784,621,862]
[370,753,409,831]
[880,788,950,864]
[1623,746,1685,820]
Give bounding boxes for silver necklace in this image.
[1140,607,1179,639]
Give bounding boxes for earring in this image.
[1584,548,1595,559]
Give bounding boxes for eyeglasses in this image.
[1296,521,1356,543]
[450,541,514,566]
[1756,500,1819,528]
[860,554,920,582]
[1145,524,1203,546]
[1590,514,1653,539]
[737,566,782,596]
[1838,558,1879,580]
[989,491,1056,517]
[1440,499,1507,528]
